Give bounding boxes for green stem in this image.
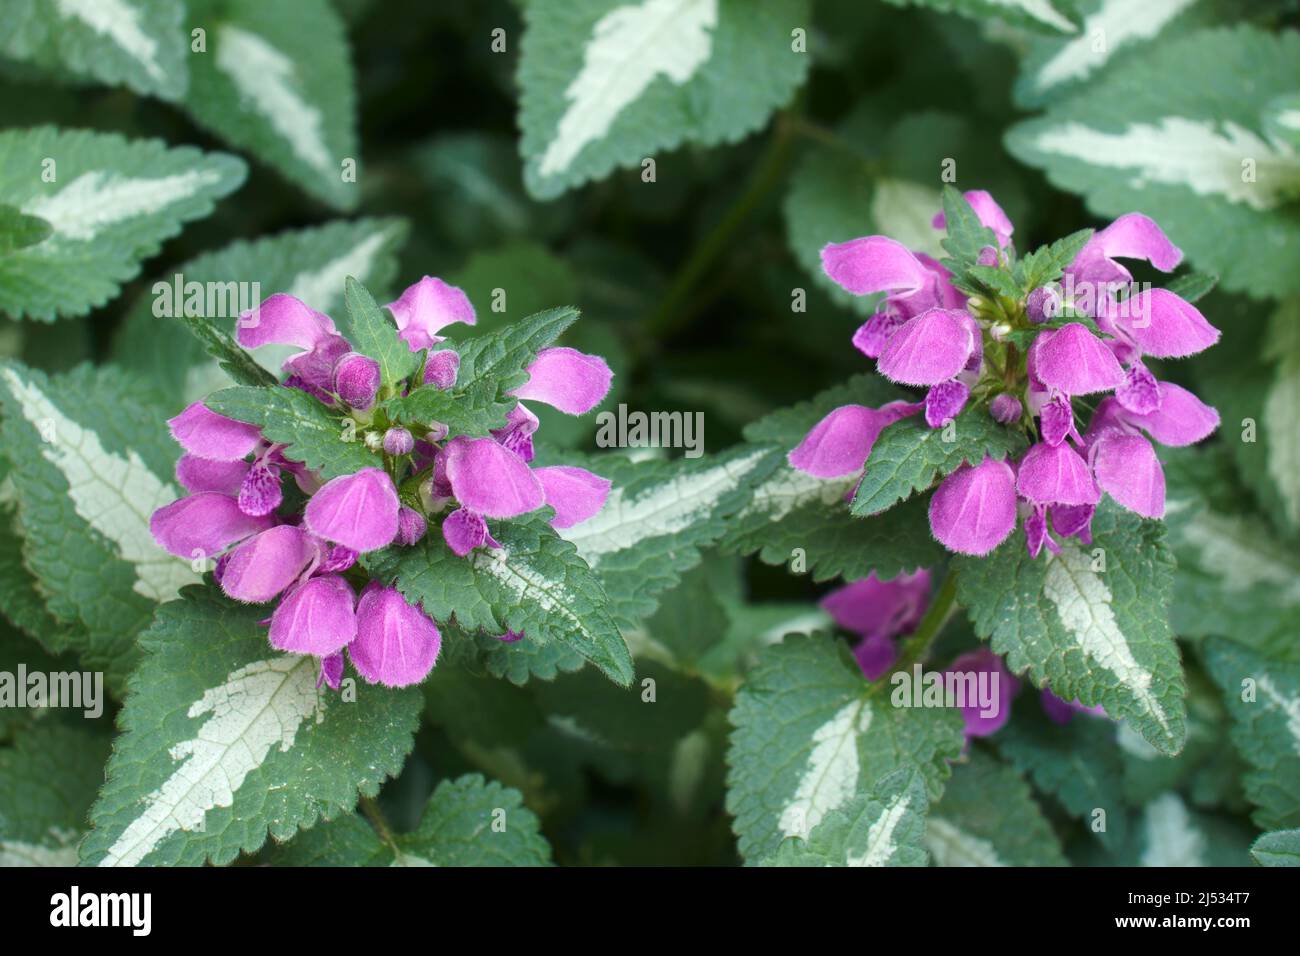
[640,115,796,348]
[892,570,960,675]
[360,795,400,855]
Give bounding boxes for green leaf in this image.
[926,748,1066,866]
[1014,227,1094,292]
[722,375,946,581]
[938,183,1000,274]
[0,509,71,649]
[0,0,188,100]
[1202,638,1300,830]
[387,306,580,434]
[554,445,777,629]
[996,698,1130,850]
[112,218,407,404]
[367,513,634,687]
[726,633,964,862]
[183,0,358,209]
[1252,829,1300,866]
[1163,271,1218,304]
[883,0,1078,33]
[783,109,1029,316]
[1006,25,1300,298]
[342,276,417,388]
[205,384,380,480]
[0,722,112,866]
[518,0,811,198]
[177,311,278,388]
[956,500,1187,754]
[851,408,1028,517]
[0,361,198,690]
[0,203,52,253]
[265,812,387,866]
[392,774,553,866]
[1162,446,1300,659]
[0,127,245,320]
[80,588,422,866]
[1191,299,1300,539]
[1111,792,1255,866]
[1013,0,1211,108]
[269,774,554,866]
[760,769,930,867]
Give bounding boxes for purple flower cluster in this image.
[150,277,613,688]
[791,191,1222,557]
[822,574,1106,736]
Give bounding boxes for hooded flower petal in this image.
[150,492,273,559]
[303,467,401,553]
[820,236,930,298]
[1070,212,1182,286]
[219,525,315,604]
[945,648,1019,738]
[269,575,357,656]
[820,571,931,641]
[443,436,545,518]
[1031,324,1125,395]
[350,585,441,687]
[168,402,262,461]
[508,347,612,415]
[931,190,1014,248]
[175,455,249,495]
[1093,433,1165,518]
[534,466,611,529]
[1110,289,1221,359]
[1017,441,1100,506]
[877,308,975,386]
[928,456,1018,556]
[386,276,476,352]
[1122,382,1219,447]
[788,401,919,479]
[235,293,337,350]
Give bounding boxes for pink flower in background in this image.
[820,571,931,680]
[149,276,613,688]
[790,192,1221,559]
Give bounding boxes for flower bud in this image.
[989,393,1022,424]
[1025,285,1061,325]
[384,426,415,456]
[333,352,381,410]
[976,245,999,268]
[423,349,460,390]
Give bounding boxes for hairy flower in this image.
[149,275,614,687]
[790,192,1221,558]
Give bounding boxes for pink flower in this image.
[945,648,1020,738]
[800,193,1221,559]
[821,571,931,681]
[148,272,615,689]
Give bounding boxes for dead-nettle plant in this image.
[150,275,623,689]
[781,186,1221,751]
